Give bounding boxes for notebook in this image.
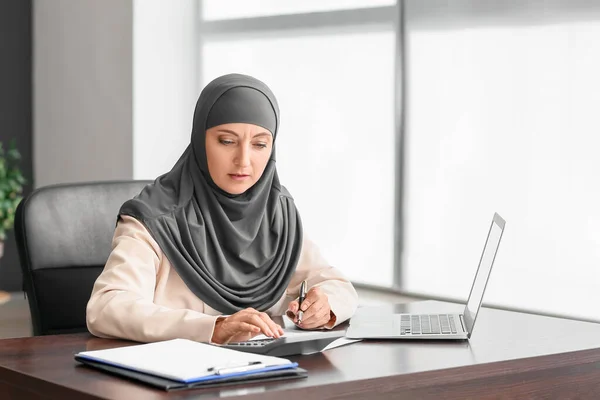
[74,338,306,390]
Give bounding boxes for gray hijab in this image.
[119,73,303,314]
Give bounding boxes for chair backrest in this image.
[14,180,152,335]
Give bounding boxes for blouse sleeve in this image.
[86,216,220,343]
[274,236,359,328]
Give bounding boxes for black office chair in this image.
[14,180,151,336]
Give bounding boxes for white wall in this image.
[34,0,134,187]
[132,0,199,180]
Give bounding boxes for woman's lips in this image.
[229,174,250,181]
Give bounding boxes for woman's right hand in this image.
[210,308,285,344]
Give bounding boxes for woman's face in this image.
[205,123,273,195]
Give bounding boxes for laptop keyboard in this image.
[400,314,458,335]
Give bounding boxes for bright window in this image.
[403,1,600,320]
[200,4,397,285]
[202,0,395,20]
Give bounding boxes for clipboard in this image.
[73,338,306,391]
[75,356,307,391]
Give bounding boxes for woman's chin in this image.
[220,183,252,195]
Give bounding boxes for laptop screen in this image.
[463,213,506,336]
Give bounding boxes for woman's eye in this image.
[219,139,234,145]
[253,143,268,149]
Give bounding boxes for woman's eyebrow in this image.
[216,129,240,136]
[216,129,272,138]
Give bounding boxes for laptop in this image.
[346,212,506,340]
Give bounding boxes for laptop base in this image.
[346,313,468,340]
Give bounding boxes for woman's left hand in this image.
[286,287,333,329]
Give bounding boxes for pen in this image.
[297,280,307,323]
[209,361,264,375]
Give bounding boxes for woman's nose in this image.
[234,144,251,167]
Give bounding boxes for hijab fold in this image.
[119,74,303,314]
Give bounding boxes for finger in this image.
[234,308,258,320]
[301,300,326,319]
[286,300,299,322]
[299,287,322,312]
[222,322,260,343]
[257,312,283,338]
[287,300,299,314]
[229,327,262,343]
[300,308,331,329]
[299,291,327,319]
[248,314,276,337]
[241,309,283,337]
[299,302,328,326]
[235,321,262,334]
[285,309,296,322]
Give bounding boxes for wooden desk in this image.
[2,300,600,399]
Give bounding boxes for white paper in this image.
[321,337,362,351]
[75,338,291,382]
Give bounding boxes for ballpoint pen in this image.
[297,280,307,323]
[209,361,264,375]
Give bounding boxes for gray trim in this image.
[199,6,395,40]
[463,213,506,335]
[196,0,203,91]
[406,0,600,30]
[393,0,406,289]
[0,0,33,292]
[493,212,506,230]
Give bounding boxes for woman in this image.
[86,73,358,345]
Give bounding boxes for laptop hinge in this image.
[459,314,468,336]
